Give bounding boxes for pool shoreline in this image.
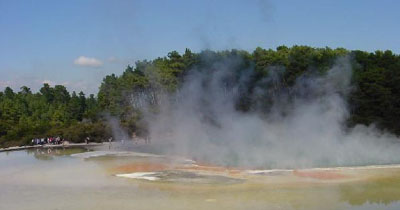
[0,142,106,152]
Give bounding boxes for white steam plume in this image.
[141,55,400,169]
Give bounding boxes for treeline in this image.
[0,84,109,147]
[97,46,400,137]
[2,46,400,147]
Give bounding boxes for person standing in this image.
[108,137,112,149]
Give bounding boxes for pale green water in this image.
[1,148,400,210]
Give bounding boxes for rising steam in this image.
[133,55,400,169]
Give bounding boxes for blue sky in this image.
[1,0,399,94]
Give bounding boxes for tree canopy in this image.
[2,46,400,147]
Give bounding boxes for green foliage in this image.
[2,46,400,147]
[98,46,400,138]
[349,50,400,133]
[55,122,111,143]
[0,84,101,147]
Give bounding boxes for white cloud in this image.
[74,56,103,67]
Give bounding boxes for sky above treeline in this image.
[0,0,399,94]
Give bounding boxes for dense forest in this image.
[1,45,400,147]
[0,84,108,147]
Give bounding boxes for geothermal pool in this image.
[1,147,400,210]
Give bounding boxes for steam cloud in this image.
[136,55,400,169]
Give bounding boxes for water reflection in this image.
[25,147,90,161]
[339,175,400,206]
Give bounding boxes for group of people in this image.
[32,136,63,145]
